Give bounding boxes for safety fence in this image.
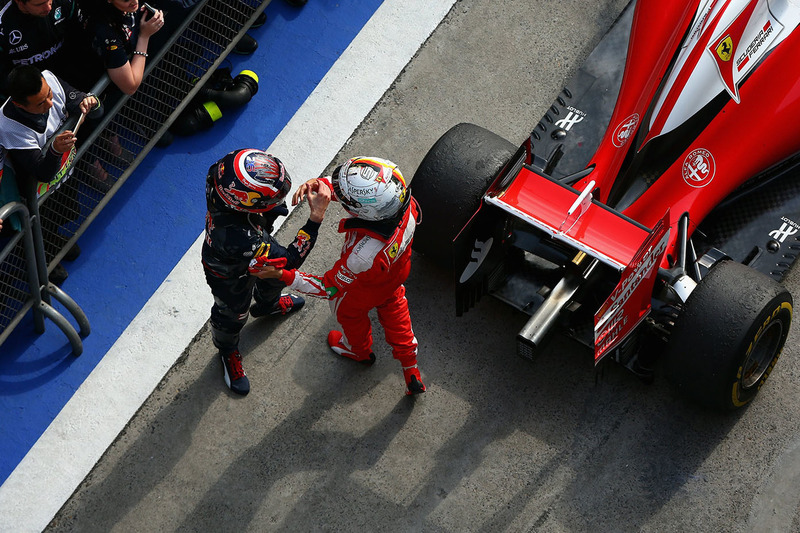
[0,0,271,354]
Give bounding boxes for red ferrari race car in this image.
[412,0,800,411]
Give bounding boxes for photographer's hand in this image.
[52,131,76,153]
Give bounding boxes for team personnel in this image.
[202,149,330,396]
[83,0,165,96]
[255,157,426,396]
[0,66,102,282]
[0,66,100,193]
[0,0,103,96]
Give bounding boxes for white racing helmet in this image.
[332,157,409,221]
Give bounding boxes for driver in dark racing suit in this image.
[202,148,331,396]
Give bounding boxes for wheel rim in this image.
[741,320,783,389]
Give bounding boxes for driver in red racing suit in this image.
[254,157,425,396]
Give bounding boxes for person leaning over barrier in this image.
[0,65,102,283]
[0,0,104,98]
[83,0,164,95]
[255,157,426,397]
[202,149,331,396]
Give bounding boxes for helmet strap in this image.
[342,208,406,239]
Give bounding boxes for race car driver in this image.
[202,149,330,396]
[0,0,103,97]
[253,157,426,396]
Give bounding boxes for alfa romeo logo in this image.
[612,113,639,148]
[682,148,716,188]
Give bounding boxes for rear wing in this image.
[486,166,670,362]
[485,167,651,270]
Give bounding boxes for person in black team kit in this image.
[82,0,164,96]
[202,149,330,396]
[0,0,103,97]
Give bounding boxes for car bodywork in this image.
[420,0,800,408]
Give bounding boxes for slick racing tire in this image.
[411,123,515,269]
[665,260,792,411]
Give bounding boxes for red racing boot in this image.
[402,364,426,396]
[327,330,376,365]
[250,294,305,318]
[220,349,250,395]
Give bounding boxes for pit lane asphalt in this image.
[48,1,800,531]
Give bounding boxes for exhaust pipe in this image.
[517,255,598,361]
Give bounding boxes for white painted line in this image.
[0,0,457,531]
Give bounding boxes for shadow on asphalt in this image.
[48,259,742,531]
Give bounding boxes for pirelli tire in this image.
[665,260,793,411]
[410,123,515,270]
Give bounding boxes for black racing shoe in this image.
[251,12,267,28]
[156,130,174,148]
[48,263,69,286]
[232,33,258,55]
[221,350,250,395]
[63,243,81,262]
[250,294,305,318]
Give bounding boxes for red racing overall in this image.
[279,195,420,367]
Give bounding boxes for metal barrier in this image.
[0,0,271,354]
[0,200,89,354]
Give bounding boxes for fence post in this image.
[0,200,87,355]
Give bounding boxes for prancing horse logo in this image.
[716,35,733,61]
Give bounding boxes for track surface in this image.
[7,0,800,531]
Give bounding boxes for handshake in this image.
[247,177,333,280]
[248,254,287,279]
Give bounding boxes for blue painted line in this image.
[0,0,385,485]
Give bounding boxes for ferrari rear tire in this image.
[665,260,793,411]
[411,123,515,269]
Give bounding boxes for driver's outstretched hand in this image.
[306,180,331,223]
